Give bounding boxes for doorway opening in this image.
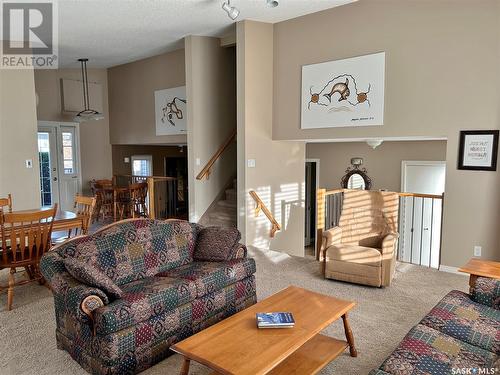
[399,161,446,269]
[305,159,319,258]
[165,156,188,220]
[37,122,81,211]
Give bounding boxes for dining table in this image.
[0,207,84,237]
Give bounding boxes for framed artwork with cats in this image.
[458,130,499,171]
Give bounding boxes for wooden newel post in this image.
[316,188,326,262]
[147,177,156,219]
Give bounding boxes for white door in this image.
[37,122,81,211]
[400,161,446,268]
[37,127,60,207]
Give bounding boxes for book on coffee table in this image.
[256,312,295,328]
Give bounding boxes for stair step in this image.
[217,200,237,209]
[209,209,235,221]
[225,189,237,202]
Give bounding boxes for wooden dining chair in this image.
[0,194,13,213]
[0,205,57,310]
[127,182,149,219]
[94,180,114,221]
[74,195,96,235]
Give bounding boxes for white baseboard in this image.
[439,265,467,275]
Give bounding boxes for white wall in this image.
[0,69,41,210]
[237,21,306,256]
[185,36,237,221]
[35,69,113,192]
[272,0,500,266]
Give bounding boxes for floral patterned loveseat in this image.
[369,277,499,375]
[40,219,257,374]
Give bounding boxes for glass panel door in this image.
[37,128,60,207]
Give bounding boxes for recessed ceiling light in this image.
[266,0,279,7]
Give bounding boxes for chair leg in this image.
[7,268,15,311]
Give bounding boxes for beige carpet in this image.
[0,247,468,375]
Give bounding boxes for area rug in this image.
[0,247,467,375]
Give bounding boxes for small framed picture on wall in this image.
[458,130,499,171]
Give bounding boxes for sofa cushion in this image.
[64,257,123,299]
[56,219,198,286]
[381,324,498,375]
[194,226,241,262]
[93,276,197,335]
[471,277,500,310]
[163,258,256,298]
[420,290,500,354]
[326,244,382,267]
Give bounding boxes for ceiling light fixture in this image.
[73,58,104,123]
[366,139,383,149]
[266,0,279,7]
[222,0,240,20]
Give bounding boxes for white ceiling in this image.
[56,0,356,68]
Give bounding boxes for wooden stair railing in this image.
[196,129,236,180]
[249,191,281,238]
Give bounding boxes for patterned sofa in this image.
[40,219,257,374]
[369,277,499,375]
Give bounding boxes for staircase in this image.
[199,178,237,228]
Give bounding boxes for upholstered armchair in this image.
[321,190,399,287]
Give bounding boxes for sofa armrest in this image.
[381,232,399,256]
[40,251,109,323]
[322,227,342,252]
[380,232,399,287]
[470,277,500,310]
[226,243,248,260]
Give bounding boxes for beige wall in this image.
[307,141,447,192]
[107,49,187,146]
[185,36,237,221]
[112,145,185,176]
[0,69,40,209]
[237,21,306,256]
[34,69,113,191]
[273,0,500,266]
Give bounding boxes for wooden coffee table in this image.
[459,258,500,290]
[170,286,357,375]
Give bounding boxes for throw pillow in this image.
[194,226,241,262]
[64,257,123,299]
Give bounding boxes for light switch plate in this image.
[247,159,256,168]
[196,158,201,166]
[474,246,482,257]
[25,159,33,168]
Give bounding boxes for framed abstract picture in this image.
[155,86,187,135]
[301,52,385,129]
[458,130,499,171]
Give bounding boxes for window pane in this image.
[63,146,73,159]
[132,159,151,176]
[62,132,72,146]
[64,160,73,174]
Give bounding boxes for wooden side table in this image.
[458,258,500,291]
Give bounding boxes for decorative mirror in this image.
[341,158,372,190]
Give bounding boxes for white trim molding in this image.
[439,265,467,275]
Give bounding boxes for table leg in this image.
[469,274,478,293]
[342,313,357,357]
[180,358,190,375]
